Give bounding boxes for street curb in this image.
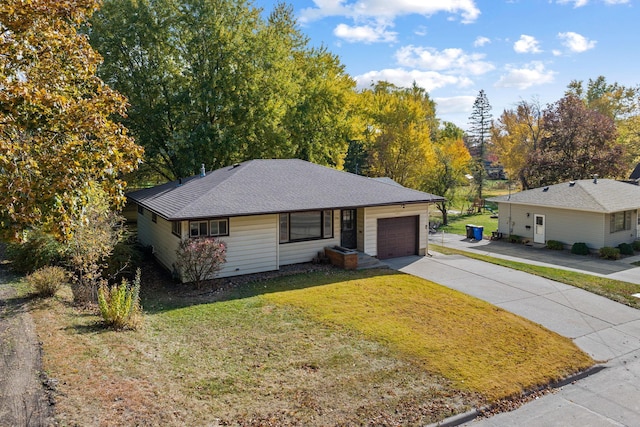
[426,407,484,427]
[426,364,606,426]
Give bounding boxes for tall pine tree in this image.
[467,90,492,206]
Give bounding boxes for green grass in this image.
[262,269,592,401]
[439,211,499,237]
[33,276,484,426]
[31,268,594,425]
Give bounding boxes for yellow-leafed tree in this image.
[491,100,543,190]
[361,82,437,189]
[0,0,143,241]
[421,122,472,225]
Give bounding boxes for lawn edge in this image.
[428,364,606,426]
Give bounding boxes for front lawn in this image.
[30,267,593,426]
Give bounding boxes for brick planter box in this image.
[324,246,358,270]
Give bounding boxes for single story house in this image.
[488,177,640,249]
[127,159,444,280]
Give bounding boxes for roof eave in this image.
[160,199,443,221]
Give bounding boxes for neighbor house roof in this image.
[127,159,444,220]
[488,178,640,213]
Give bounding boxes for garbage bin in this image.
[473,225,484,241]
[466,224,474,239]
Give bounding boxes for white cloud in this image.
[333,22,397,43]
[354,68,473,91]
[434,96,476,114]
[514,35,542,54]
[414,25,428,37]
[300,0,481,24]
[495,62,556,89]
[395,45,495,75]
[557,0,589,6]
[557,0,629,5]
[473,36,491,47]
[558,31,596,52]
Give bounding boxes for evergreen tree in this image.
[467,90,492,206]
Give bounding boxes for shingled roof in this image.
[488,178,640,213]
[127,159,444,220]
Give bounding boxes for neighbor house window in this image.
[152,213,157,223]
[610,211,632,233]
[190,221,208,237]
[279,210,333,243]
[137,205,144,215]
[209,218,229,237]
[172,221,182,237]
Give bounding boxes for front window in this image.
[189,218,229,237]
[172,221,182,237]
[280,210,333,243]
[190,221,208,237]
[280,214,289,242]
[209,218,229,237]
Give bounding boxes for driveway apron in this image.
[385,248,640,426]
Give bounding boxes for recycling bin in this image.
[473,225,484,241]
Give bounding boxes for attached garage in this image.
[376,216,418,259]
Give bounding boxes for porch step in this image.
[357,252,389,270]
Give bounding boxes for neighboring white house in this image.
[127,159,444,280]
[488,178,640,249]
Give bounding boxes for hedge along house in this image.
[488,177,640,250]
[127,159,444,280]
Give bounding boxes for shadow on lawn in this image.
[139,257,399,315]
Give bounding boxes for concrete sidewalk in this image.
[384,235,640,426]
[427,232,640,282]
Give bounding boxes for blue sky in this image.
[253,0,638,130]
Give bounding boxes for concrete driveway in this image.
[384,242,640,426]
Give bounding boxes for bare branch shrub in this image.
[175,238,227,288]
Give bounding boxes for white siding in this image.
[136,209,182,273]
[495,203,638,249]
[363,204,428,257]
[138,210,279,280]
[279,210,340,266]
[218,215,278,278]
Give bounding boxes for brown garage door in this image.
[377,216,418,259]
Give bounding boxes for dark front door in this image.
[341,209,357,249]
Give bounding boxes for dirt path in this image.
[0,263,54,426]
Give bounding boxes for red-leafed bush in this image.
[175,238,227,287]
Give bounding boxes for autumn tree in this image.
[421,122,472,225]
[522,95,626,187]
[65,182,125,303]
[491,100,543,189]
[567,76,640,173]
[361,82,437,188]
[467,90,492,205]
[0,0,143,241]
[566,76,639,121]
[90,0,355,180]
